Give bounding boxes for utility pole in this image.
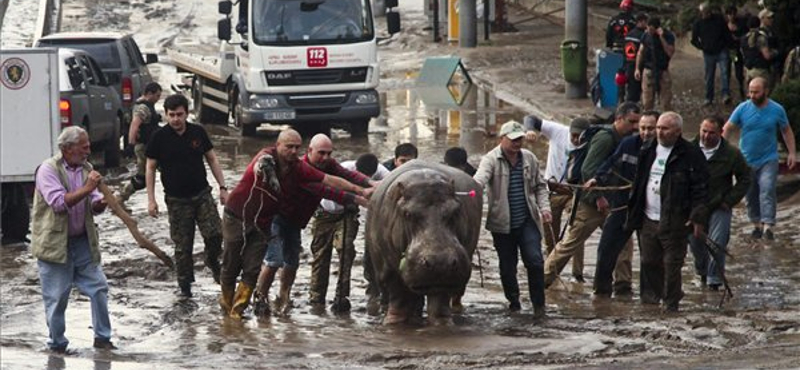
[564,0,588,98]
[459,0,477,47]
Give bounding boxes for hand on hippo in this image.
[355,195,369,207]
[360,186,375,199]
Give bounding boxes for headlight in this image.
[250,95,280,109]
[354,92,377,105]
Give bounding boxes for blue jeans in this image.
[263,215,302,269]
[37,235,111,350]
[689,208,732,286]
[746,160,779,225]
[491,218,545,307]
[703,50,730,102]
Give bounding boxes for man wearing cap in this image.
[742,9,778,87]
[474,120,552,318]
[544,102,641,288]
[523,114,590,282]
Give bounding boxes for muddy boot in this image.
[229,282,254,320]
[331,296,351,314]
[252,290,271,317]
[277,268,297,314]
[219,283,235,314]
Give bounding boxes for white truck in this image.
[168,0,400,136]
[0,48,61,245]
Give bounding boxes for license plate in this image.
[265,110,296,120]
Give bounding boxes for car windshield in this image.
[38,40,121,70]
[252,0,374,45]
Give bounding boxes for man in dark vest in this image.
[742,10,778,87]
[118,82,162,203]
[607,0,637,51]
[623,13,648,103]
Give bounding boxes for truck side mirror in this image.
[219,0,232,15]
[219,18,232,41]
[385,0,398,7]
[145,53,158,64]
[387,11,401,35]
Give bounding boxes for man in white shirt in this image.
[308,153,389,313]
[524,115,590,281]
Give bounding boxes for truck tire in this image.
[193,77,227,124]
[1,183,31,244]
[104,117,122,168]
[232,96,257,137]
[349,119,370,137]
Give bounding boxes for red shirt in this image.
[278,155,370,228]
[225,148,285,230]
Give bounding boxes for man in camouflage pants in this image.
[146,94,227,297]
[118,82,162,203]
[308,154,389,312]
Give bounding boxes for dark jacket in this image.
[626,137,709,236]
[594,134,642,207]
[692,137,751,218]
[580,126,624,205]
[691,13,730,54]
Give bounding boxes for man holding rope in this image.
[544,102,641,288]
[690,115,750,291]
[585,110,659,297]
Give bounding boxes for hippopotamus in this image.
[365,160,482,324]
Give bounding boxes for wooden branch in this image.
[97,183,174,269]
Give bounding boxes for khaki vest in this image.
[30,154,100,264]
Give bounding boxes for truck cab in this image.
[214,0,400,136]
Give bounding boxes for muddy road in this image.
[4,0,800,369]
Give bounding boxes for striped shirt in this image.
[507,156,529,228]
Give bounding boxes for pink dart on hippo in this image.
[365,161,482,324]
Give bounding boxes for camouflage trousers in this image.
[308,209,359,304]
[221,211,270,288]
[165,187,223,285]
[118,143,146,201]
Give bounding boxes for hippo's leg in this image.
[383,290,423,325]
[426,293,452,325]
[450,294,464,314]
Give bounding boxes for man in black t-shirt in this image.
[635,17,676,111]
[145,94,229,297]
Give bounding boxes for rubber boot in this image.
[229,282,254,320]
[219,283,235,314]
[275,268,297,314]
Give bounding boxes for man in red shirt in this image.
[255,134,376,316]
[220,129,369,319]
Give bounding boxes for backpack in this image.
[564,125,610,184]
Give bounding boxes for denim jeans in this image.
[746,160,779,225]
[263,215,302,269]
[703,50,731,102]
[594,209,633,294]
[689,208,732,286]
[37,235,111,350]
[491,218,545,308]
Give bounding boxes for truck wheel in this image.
[1,183,31,244]
[350,119,370,137]
[232,97,257,137]
[104,117,122,168]
[193,77,227,124]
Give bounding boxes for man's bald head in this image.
[276,129,303,164]
[749,77,768,91]
[748,77,769,105]
[277,129,302,144]
[307,133,334,166]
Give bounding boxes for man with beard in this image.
[723,77,796,241]
[626,112,709,312]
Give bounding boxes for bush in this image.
[770,79,800,150]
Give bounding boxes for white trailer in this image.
[1,48,61,244]
[169,0,400,137]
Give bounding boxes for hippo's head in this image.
[392,169,472,295]
[256,153,281,195]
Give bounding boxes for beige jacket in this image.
[473,146,551,234]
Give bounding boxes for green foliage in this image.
[771,79,800,150]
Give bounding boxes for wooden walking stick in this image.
[97,182,174,269]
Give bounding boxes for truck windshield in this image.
[252,0,374,45]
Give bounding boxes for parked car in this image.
[56,48,124,167]
[36,32,158,150]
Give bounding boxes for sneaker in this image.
[93,338,118,350]
[533,305,546,319]
[613,286,634,297]
[331,296,351,313]
[764,229,775,241]
[694,275,707,288]
[253,292,271,317]
[573,274,585,283]
[508,300,522,312]
[708,283,721,291]
[751,228,763,240]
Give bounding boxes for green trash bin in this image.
[561,40,587,84]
